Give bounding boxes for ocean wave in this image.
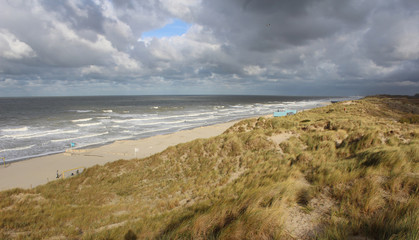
[51,132,109,143]
[0,129,79,139]
[183,112,217,118]
[187,116,217,122]
[111,112,217,123]
[102,109,113,113]
[111,118,142,123]
[71,118,92,123]
[97,116,111,119]
[77,122,102,127]
[137,120,186,126]
[70,110,95,113]
[0,145,35,153]
[149,106,184,111]
[227,109,251,114]
[2,126,28,132]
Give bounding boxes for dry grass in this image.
[0,96,418,239]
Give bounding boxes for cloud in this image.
[0,0,418,96]
[0,29,36,60]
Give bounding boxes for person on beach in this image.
[56,170,60,179]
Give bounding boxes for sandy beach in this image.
[0,120,239,191]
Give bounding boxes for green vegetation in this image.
[1,96,418,239]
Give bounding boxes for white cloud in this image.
[112,52,141,71]
[81,65,104,75]
[244,65,266,75]
[160,0,199,19]
[0,29,36,60]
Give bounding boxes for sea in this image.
[0,95,359,163]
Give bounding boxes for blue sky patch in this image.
[142,19,191,38]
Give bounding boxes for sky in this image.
[0,0,418,97]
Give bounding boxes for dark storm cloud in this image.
[0,0,418,96]
[197,0,374,52]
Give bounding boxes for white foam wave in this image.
[228,109,251,114]
[102,109,113,113]
[183,112,217,118]
[70,110,95,113]
[1,129,79,139]
[71,118,92,123]
[77,122,102,127]
[111,112,216,124]
[0,145,35,153]
[137,120,186,126]
[51,132,109,143]
[187,116,216,122]
[112,118,142,123]
[97,116,111,119]
[2,127,28,132]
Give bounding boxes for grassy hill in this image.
[1,96,418,239]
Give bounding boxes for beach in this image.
[0,96,339,191]
[0,120,239,191]
[0,96,338,163]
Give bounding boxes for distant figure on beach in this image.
[71,142,75,148]
[56,170,60,179]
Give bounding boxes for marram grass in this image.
[0,96,418,239]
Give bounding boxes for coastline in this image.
[0,102,334,191]
[0,118,246,191]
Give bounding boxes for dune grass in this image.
[0,96,418,239]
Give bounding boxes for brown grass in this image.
[0,96,418,239]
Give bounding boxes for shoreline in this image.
[0,102,333,191]
[0,118,249,191]
[2,117,257,165]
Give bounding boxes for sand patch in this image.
[268,132,294,145]
[342,101,355,105]
[283,192,335,239]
